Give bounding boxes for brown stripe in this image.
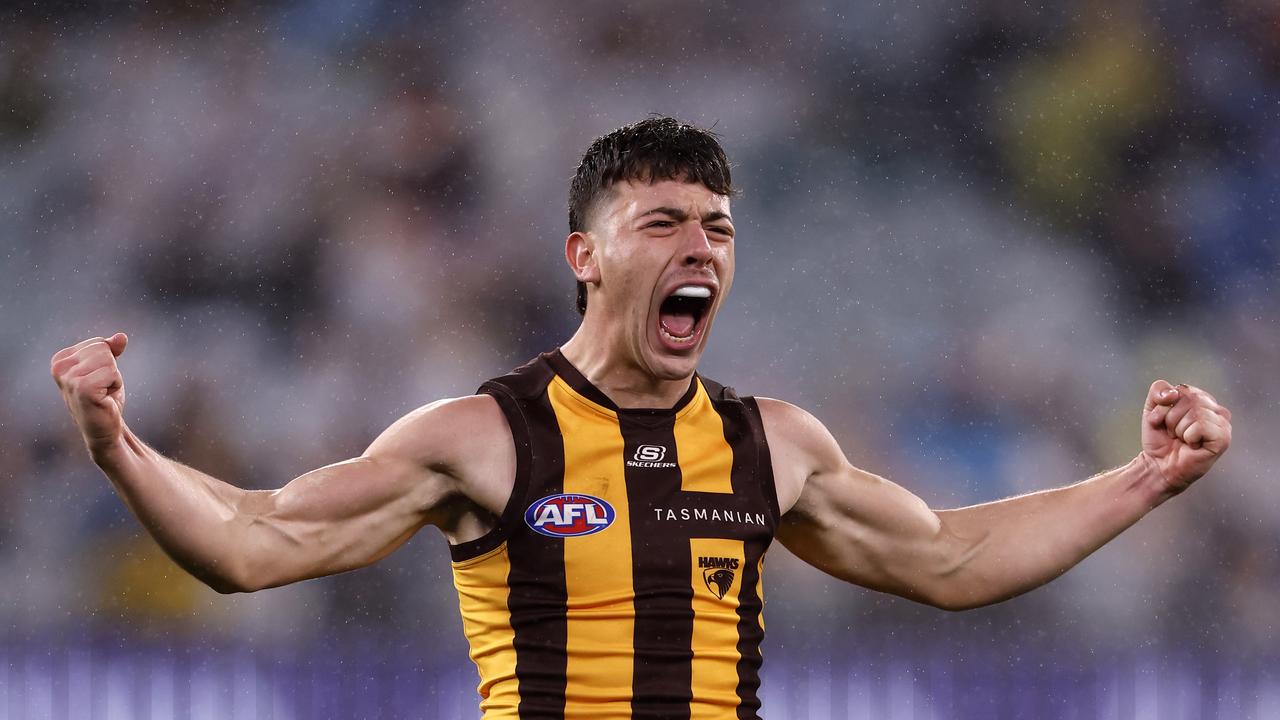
[506,380,569,718]
[734,397,776,719]
[732,541,767,720]
[620,410,694,719]
[739,397,781,523]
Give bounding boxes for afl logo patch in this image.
[525,493,616,538]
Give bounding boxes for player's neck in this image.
[560,326,693,410]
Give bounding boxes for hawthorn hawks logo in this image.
[525,493,616,538]
[698,556,740,599]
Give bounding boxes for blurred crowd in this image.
[1,0,1276,682]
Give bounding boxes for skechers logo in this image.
[699,556,740,599]
[627,444,676,468]
[525,494,615,538]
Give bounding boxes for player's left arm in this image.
[764,380,1232,611]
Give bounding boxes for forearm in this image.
[931,453,1173,610]
[91,425,257,593]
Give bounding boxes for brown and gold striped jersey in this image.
[450,349,780,719]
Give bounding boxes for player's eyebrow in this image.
[636,206,734,224]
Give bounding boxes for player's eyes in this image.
[642,220,732,237]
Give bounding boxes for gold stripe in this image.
[757,555,766,633]
[451,543,521,718]
[548,376,635,718]
[689,538,746,719]
[674,380,734,494]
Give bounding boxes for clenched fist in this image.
[1141,379,1233,495]
[51,332,130,454]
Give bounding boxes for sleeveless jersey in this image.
[449,349,780,719]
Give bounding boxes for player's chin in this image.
[645,349,702,381]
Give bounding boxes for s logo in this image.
[525,494,616,538]
[634,445,666,462]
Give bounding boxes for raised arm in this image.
[763,380,1232,611]
[51,333,512,594]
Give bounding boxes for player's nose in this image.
[679,225,714,267]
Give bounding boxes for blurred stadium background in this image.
[2,1,1277,717]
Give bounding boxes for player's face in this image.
[582,178,735,380]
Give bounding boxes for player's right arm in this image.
[51,332,508,594]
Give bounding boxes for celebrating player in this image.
[51,117,1232,719]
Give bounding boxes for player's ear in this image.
[565,231,600,285]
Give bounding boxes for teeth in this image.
[672,285,712,298]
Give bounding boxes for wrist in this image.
[1134,452,1179,507]
[87,427,136,469]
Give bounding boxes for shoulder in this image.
[365,394,514,506]
[368,394,508,462]
[753,397,847,514]
[754,397,844,463]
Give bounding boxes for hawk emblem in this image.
[703,568,735,599]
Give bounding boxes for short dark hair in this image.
[568,116,735,316]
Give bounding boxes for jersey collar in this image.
[547,348,699,417]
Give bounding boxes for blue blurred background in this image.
[1,1,1277,717]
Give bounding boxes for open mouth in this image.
[657,285,713,349]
